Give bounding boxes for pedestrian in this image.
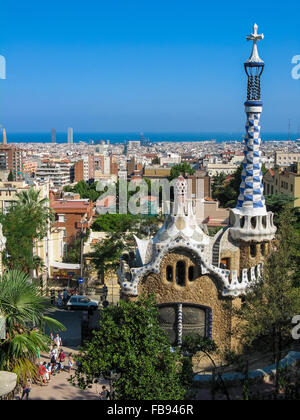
[99,386,110,400]
[68,353,74,374]
[54,334,62,350]
[38,362,47,386]
[50,348,58,374]
[43,362,50,383]
[63,289,69,305]
[58,292,62,308]
[59,348,66,371]
[21,379,32,400]
[46,363,52,382]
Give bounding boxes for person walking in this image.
[99,386,111,400]
[57,292,62,308]
[58,349,66,371]
[43,362,50,383]
[63,289,69,306]
[68,353,74,374]
[50,348,58,374]
[38,362,47,387]
[46,363,52,382]
[54,334,62,350]
[21,379,32,400]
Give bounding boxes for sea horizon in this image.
[2,132,300,144]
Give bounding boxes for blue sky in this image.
[0,0,300,133]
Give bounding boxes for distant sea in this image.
[4,132,300,144]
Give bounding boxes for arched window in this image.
[250,244,257,258]
[166,266,173,282]
[176,261,186,286]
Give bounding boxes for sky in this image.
[0,0,300,134]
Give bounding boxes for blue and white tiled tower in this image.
[230,24,276,242]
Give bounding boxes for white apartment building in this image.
[36,160,73,187]
[160,153,182,166]
[275,152,300,167]
[206,163,238,177]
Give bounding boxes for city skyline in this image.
[0,1,300,133]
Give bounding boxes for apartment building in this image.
[205,163,238,177]
[36,159,74,187]
[263,162,300,207]
[74,155,95,182]
[275,152,300,167]
[50,194,95,244]
[0,145,24,180]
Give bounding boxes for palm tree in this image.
[0,270,65,384]
[32,255,46,281]
[14,188,49,210]
[13,188,54,234]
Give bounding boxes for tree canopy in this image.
[63,180,101,202]
[212,165,243,208]
[169,163,195,181]
[71,296,188,400]
[0,188,54,273]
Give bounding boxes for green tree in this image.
[63,230,90,264]
[7,170,14,181]
[169,163,195,180]
[0,270,65,384]
[235,207,300,396]
[211,172,226,197]
[63,181,100,202]
[212,165,243,208]
[182,334,230,400]
[92,213,161,237]
[87,235,124,282]
[0,188,54,272]
[265,194,296,223]
[71,296,187,400]
[92,213,137,234]
[152,156,160,165]
[32,255,46,281]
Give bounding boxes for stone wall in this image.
[134,249,235,351]
[239,242,270,270]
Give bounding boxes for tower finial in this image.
[246,23,264,64]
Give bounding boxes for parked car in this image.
[66,295,98,311]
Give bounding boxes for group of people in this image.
[56,289,79,308]
[49,333,74,375]
[24,333,75,396]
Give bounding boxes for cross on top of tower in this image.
[245,23,264,64]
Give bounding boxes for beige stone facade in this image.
[263,163,300,208]
[135,249,233,350]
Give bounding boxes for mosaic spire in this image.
[230,24,276,242]
[236,24,267,216]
